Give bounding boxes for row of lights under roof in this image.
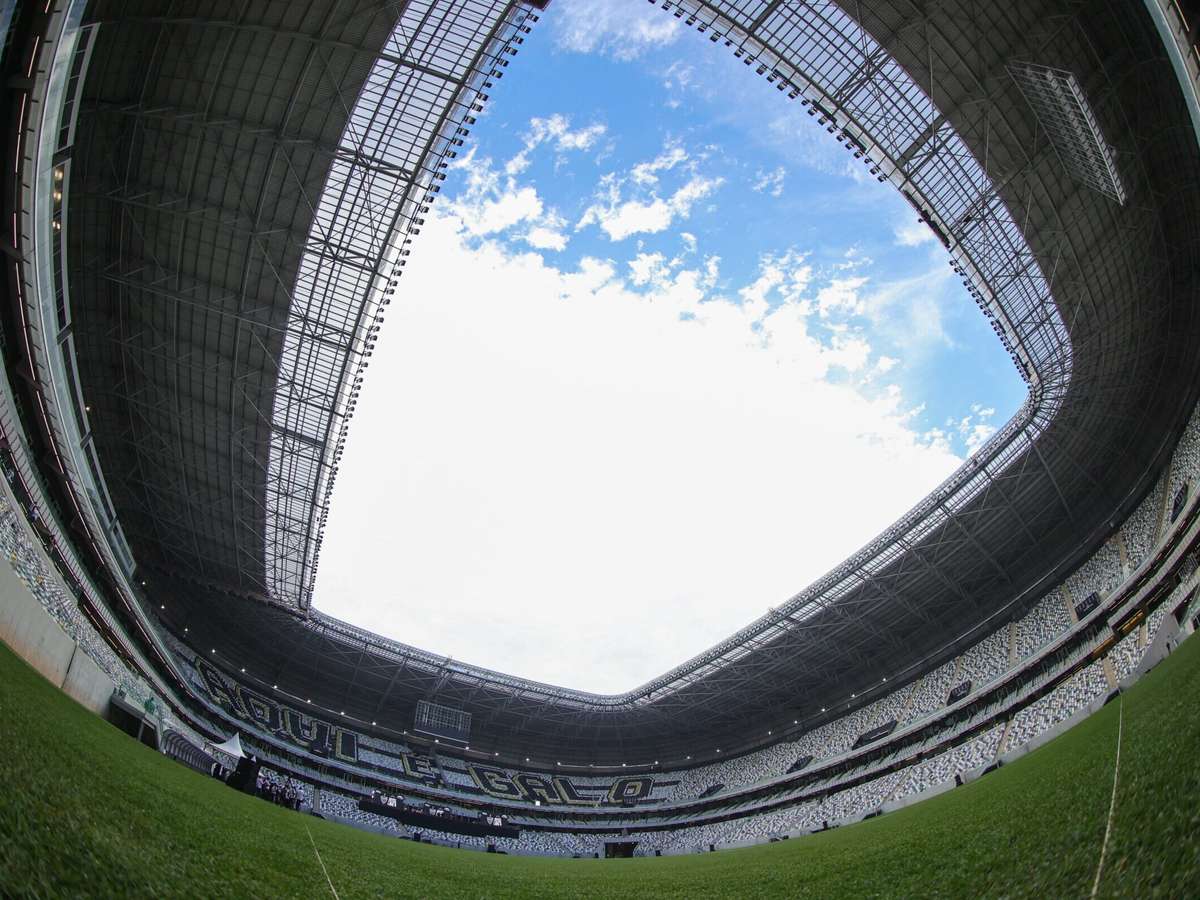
[204,647,501,752]
[751,674,893,741]
[198,648,669,764]
[201,646,897,764]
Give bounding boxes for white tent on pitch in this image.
[210,731,246,759]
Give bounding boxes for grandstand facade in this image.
[2,0,1200,858]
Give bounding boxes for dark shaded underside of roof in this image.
[68,0,1200,764]
[68,0,402,606]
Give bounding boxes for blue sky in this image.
[313,0,1026,693]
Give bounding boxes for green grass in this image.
[2,634,1199,898]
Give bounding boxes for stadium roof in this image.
[49,0,1200,764]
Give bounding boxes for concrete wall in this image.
[960,762,990,785]
[0,550,76,685]
[0,550,114,716]
[828,811,869,828]
[62,642,115,715]
[1141,615,1182,674]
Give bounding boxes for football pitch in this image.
[1,632,1197,898]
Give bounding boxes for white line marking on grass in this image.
[306,824,341,900]
[1091,697,1124,899]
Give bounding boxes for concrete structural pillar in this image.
[1101,656,1118,691]
[996,718,1015,756]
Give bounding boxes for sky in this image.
[312,0,1027,694]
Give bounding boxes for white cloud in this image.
[578,171,723,241]
[627,249,720,297]
[954,404,999,455]
[662,60,695,92]
[963,422,996,454]
[523,224,568,252]
[459,182,543,236]
[628,251,669,286]
[446,153,571,251]
[738,250,812,323]
[551,0,682,60]
[314,211,968,693]
[816,276,867,318]
[557,123,606,152]
[860,265,956,352]
[894,216,936,247]
[752,166,786,197]
[505,113,607,176]
[631,143,688,184]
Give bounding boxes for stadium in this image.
[2,0,1200,895]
